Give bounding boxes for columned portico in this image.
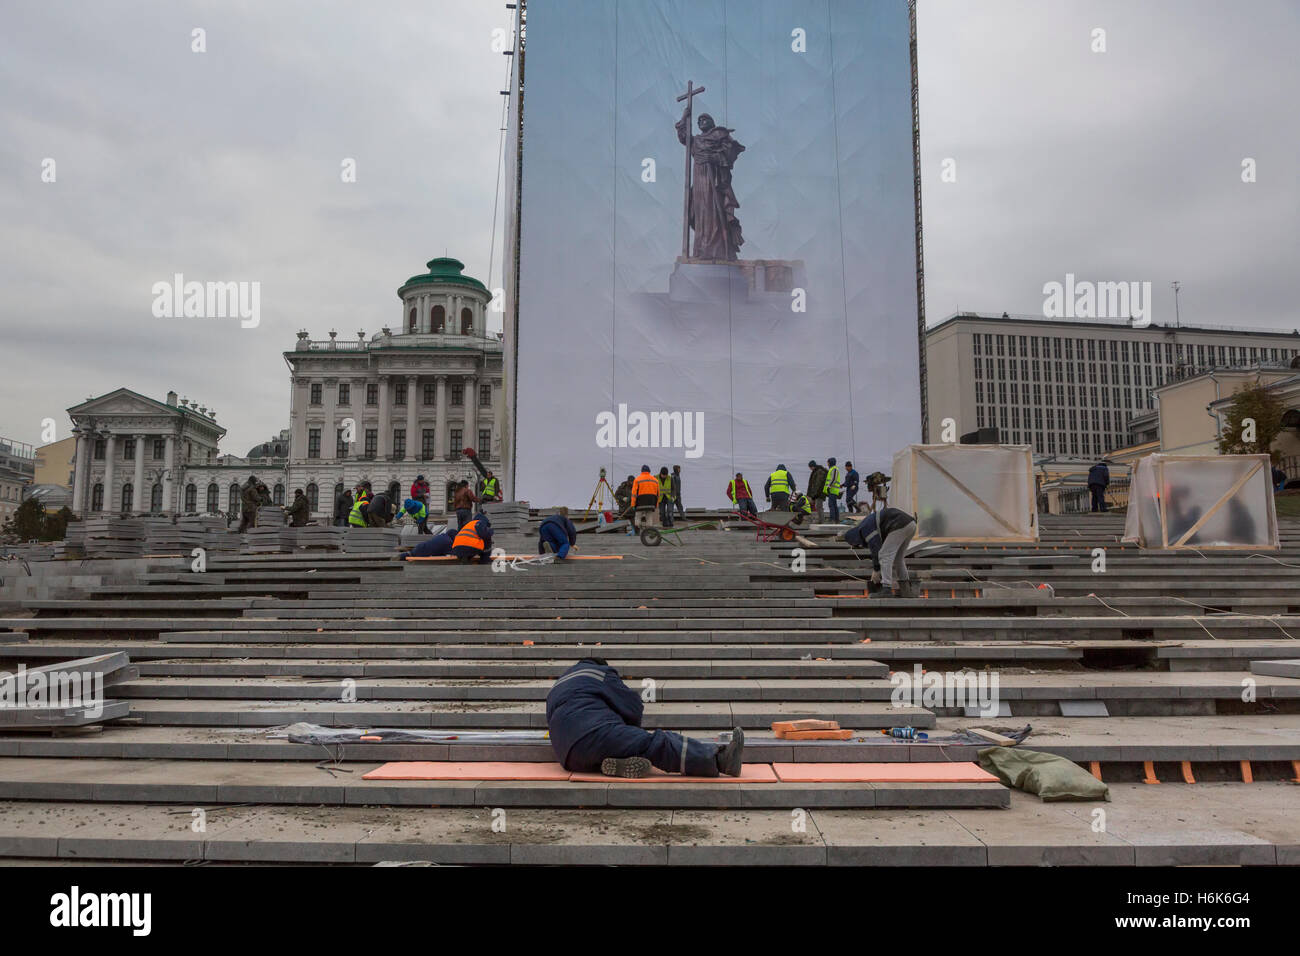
[377,375,391,459]
[102,433,116,513]
[163,434,176,514]
[464,375,478,450]
[71,429,89,515]
[323,377,338,462]
[405,375,418,461]
[434,375,448,460]
[132,433,146,515]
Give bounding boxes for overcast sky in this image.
[2,0,1296,453]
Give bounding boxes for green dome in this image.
[398,257,488,296]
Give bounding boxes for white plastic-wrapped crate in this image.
[888,444,1039,542]
[1123,453,1279,550]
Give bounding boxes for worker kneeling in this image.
[546,659,745,778]
[451,513,493,563]
[538,506,577,559]
[841,507,917,598]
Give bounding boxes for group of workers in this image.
[608,460,871,529]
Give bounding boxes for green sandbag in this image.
[977,746,1110,802]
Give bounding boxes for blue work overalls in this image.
[545,661,720,776]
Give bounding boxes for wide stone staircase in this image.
[0,512,1297,865]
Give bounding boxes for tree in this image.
[1,498,46,541]
[1217,382,1285,460]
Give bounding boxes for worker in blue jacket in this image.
[1087,460,1111,512]
[546,659,745,778]
[403,497,430,534]
[841,506,917,598]
[538,506,578,559]
[403,530,454,559]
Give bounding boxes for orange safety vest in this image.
[632,472,659,501]
[453,519,486,550]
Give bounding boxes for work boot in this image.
[715,727,745,777]
[601,756,652,778]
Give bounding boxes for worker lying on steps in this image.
[840,506,918,598]
[451,511,493,563]
[402,530,455,559]
[538,506,578,559]
[546,659,745,778]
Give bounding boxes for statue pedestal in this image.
[669,258,807,305]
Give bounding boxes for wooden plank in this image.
[1172,460,1262,547]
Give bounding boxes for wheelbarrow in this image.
[730,509,810,542]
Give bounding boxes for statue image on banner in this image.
[676,92,745,261]
[666,80,802,305]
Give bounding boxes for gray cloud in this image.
[2,0,1296,451]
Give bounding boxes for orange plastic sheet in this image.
[771,762,999,783]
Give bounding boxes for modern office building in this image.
[926,312,1300,458]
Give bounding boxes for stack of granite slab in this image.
[61,522,86,557]
[343,527,401,553]
[481,501,530,534]
[295,525,346,551]
[81,517,144,558]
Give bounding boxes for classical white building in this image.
[66,389,226,516]
[65,257,505,521]
[190,256,504,519]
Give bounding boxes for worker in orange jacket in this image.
[451,512,493,563]
[631,466,660,531]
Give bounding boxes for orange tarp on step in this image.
[771,762,1000,783]
[568,764,778,784]
[362,761,572,781]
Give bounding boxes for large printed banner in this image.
[510,0,921,507]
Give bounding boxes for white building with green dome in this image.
[172,257,505,520]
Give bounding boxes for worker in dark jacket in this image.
[334,487,354,527]
[238,476,260,532]
[807,460,829,520]
[670,465,684,519]
[765,465,795,510]
[1087,460,1111,513]
[538,506,578,559]
[842,507,917,598]
[451,513,493,563]
[366,491,394,527]
[657,466,675,528]
[844,462,861,515]
[546,659,745,778]
[287,488,311,527]
[614,476,634,518]
[451,480,478,530]
[403,530,455,559]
